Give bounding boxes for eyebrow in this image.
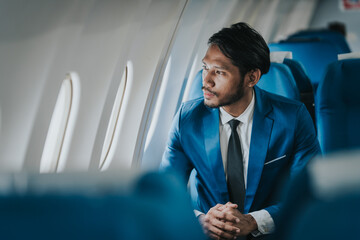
[202,60,230,71]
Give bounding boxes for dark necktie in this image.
[226,119,246,213]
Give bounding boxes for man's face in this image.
[202,44,245,108]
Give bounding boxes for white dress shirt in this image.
[218,92,274,236]
[195,91,275,236]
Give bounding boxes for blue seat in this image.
[187,70,203,101]
[283,58,315,123]
[273,150,360,240]
[316,58,360,154]
[257,62,300,101]
[283,58,312,94]
[288,29,351,53]
[269,39,341,93]
[0,171,206,240]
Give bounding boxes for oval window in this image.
[99,66,128,170]
[40,72,80,173]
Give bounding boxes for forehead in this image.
[202,44,235,69]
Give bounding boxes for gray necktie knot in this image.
[228,119,240,132]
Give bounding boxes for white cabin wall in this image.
[98,0,187,170]
[137,0,218,170]
[0,0,188,172]
[23,0,152,172]
[0,1,81,171]
[23,0,98,172]
[310,0,360,52]
[1,0,345,173]
[59,0,156,171]
[271,0,319,42]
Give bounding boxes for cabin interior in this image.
[1,0,360,239]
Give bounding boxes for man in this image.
[160,22,320,239]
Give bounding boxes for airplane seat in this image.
[269,39,341,94]
[0,171,206,240]
[287,29,351,53]
[282,58,312,93]
[257,62,300,101]
[267,51,315,123]
[315,56,360,154]
[187,69,204,101]
[272,150,360,240]
[283,58,315,124]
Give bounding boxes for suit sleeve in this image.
[290,104,321,176]
[160,104,194,184]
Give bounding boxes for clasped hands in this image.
[199,202,258,240]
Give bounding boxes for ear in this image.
[245,69,261,87]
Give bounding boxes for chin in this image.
[204,99,219,108]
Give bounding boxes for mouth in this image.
[202,86,217,98]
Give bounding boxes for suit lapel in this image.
[203,106,229,203]
[245,87,274,213]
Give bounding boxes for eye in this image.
[202,65,209,71]
[216,70,225,75]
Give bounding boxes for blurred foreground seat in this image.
[0,171,205,240]
[273,150,360,240]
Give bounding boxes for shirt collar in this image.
[219,90,255,125]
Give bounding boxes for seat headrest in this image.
[319,59,360,106]
[338,52,360,60]
[270,51,293,63]
[309,150,360,199]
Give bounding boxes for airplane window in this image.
[40,72,80,173]
[144,58,172,153]
[99,66,128,170]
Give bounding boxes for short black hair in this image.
[208,22,270,76]
[328,21,346,36]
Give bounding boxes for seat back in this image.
[283,58,315,123]
[316,58,360,154]
[0,171,205,240]
[187,70,204,101]
[257,62,300,101]
[288,29,351,53]
[269,39,341,92]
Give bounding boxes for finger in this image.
[224,202,238,209]
[213,203,225,210]
[209,217,240,234]
[220,211,240,223]
[206,223,237,240]
[208,232,228,240]
[208,207,227,219]
[207,206,239,223]
[218,205,226,211]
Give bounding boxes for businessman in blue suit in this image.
[161,23,320,239]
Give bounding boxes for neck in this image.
[222,88,253,117]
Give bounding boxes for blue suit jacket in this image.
[161,86,320,223]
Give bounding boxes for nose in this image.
[202,69,215,88]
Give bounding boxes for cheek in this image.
[202,71,207,81]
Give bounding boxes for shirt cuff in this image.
[249,210,275,236]
[194,209,204,218]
